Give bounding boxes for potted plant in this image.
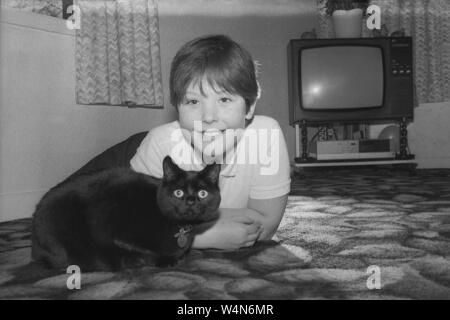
[322,0,370,38]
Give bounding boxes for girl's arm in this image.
[225,193,288,240]
[191,194,288,249]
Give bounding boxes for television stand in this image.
[293,118,417,176]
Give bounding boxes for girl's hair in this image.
[169,35,258,112]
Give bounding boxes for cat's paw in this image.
[155,256,179,268]
[120,255,147,269]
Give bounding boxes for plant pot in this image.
[332,8,363,38]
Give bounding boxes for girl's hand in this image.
[218,216,263,250]
[192,214,263,250]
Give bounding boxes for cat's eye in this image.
[173,189,184,198]
[198,190,208,198]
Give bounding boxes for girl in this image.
[131,35,291,250]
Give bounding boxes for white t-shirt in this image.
[130,115,291,208]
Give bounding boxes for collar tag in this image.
[174,225,193,248]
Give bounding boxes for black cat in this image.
[31,156,221,271]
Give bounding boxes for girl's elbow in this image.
[259,225,278,241]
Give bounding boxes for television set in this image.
[287,37,414,125]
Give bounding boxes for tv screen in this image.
[300,46,384,110]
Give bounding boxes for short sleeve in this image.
[130,131,164,178]
[249,119,291,199]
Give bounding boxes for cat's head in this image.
[156,156,221,223]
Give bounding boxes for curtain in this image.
[75,0,164,108]
[317,0,450,104]
[370,0,450,104]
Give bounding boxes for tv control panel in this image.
[390,37,413,76]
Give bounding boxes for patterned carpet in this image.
[1,168,450,300]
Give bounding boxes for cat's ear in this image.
[202,163,221,185]
[162,156,182,181]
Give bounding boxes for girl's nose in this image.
[202,103,217,124]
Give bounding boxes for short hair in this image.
[169,35,258,112]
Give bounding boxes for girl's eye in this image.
[198,190,208,198]
[185,99,199,105]
[219,97,232,103]
[173,189,184,198]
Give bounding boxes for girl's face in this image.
[178,78,255,163]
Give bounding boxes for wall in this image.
[409,101,450,168]
[0,0,317,221]
[370,101,450,169]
